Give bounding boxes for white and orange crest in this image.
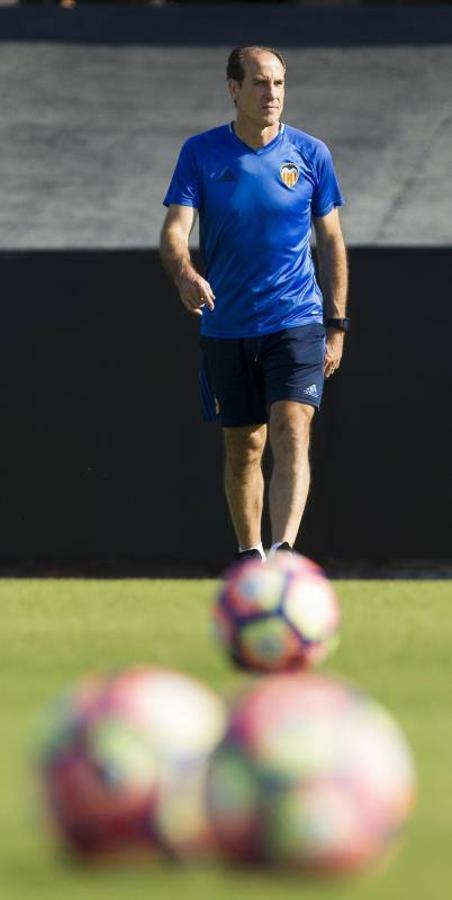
[280,162,300,189]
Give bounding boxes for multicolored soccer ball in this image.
[207,673,416,875]
[37,666,226,861]
[214,552,340,671]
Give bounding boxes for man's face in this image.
[229,51,285,128]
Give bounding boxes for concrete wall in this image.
[1,6,452,248]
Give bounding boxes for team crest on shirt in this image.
[280,162,300,189]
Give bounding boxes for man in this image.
[160,46,348,564]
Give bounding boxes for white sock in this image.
[238,542,266,560]
[268,541,288,557]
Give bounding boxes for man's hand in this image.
[314,209,348,379]
[324,329,344,378]
[160,205,215,317]
[176,270,216,317]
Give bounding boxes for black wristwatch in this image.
[326,317,350,333]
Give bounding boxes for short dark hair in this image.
[226,46,287,85]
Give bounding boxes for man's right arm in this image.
[159,204,215,317]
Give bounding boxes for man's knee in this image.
[224,425,267,476]
[270,401,314,456]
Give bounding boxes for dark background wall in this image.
[2,4,452,45]
[1,248,451,572]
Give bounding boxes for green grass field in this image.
[1,578,451,900]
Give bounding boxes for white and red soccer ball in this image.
[206,672,416,875]
[37,666,227,861]
[214,551,340,672]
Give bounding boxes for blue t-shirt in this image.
[163,123,344,338]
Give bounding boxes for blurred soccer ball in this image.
[207,673,416,875]
[37,666,226,861]
[214,552,340,672]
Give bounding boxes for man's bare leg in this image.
[223,424,267,549]
[268,400,315,547]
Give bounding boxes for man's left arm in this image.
[313,208,348,378]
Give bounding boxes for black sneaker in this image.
[233,548,263,564]
[222,548,263,579]
[275,542,293,553]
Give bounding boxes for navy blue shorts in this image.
[199,323,326,427]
